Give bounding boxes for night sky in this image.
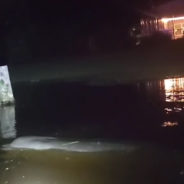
[0,0,171,63]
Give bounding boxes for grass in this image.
[8,39,184,85]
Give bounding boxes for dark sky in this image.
[0,0,170,27]
[0,0,171,61]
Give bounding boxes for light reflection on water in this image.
[164,77,184,102]
[1,78,184,183]
[144,76,184,128]
[161,121,179,127]
[0,106,16,139]
[163,77,184,127]
[1,77,184,137]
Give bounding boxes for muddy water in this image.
[0,146,184,184]
[1,76,184,183]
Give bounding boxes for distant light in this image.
[161,16,184,23]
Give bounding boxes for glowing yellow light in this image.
[161,16,184,23]
[164,77,184,102]
[164,79,173,91]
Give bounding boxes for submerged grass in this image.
[8,40,184,85]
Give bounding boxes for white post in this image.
[0,65,14,105]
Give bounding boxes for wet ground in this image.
[1,76,184,183]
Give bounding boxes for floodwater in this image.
[1,77,184,183]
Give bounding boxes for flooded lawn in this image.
[1,76,184,183]
[0,146,184,184]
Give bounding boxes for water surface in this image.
[1,76,184,183]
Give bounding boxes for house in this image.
[140,0,184,39]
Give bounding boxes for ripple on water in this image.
[2,136,137,152]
